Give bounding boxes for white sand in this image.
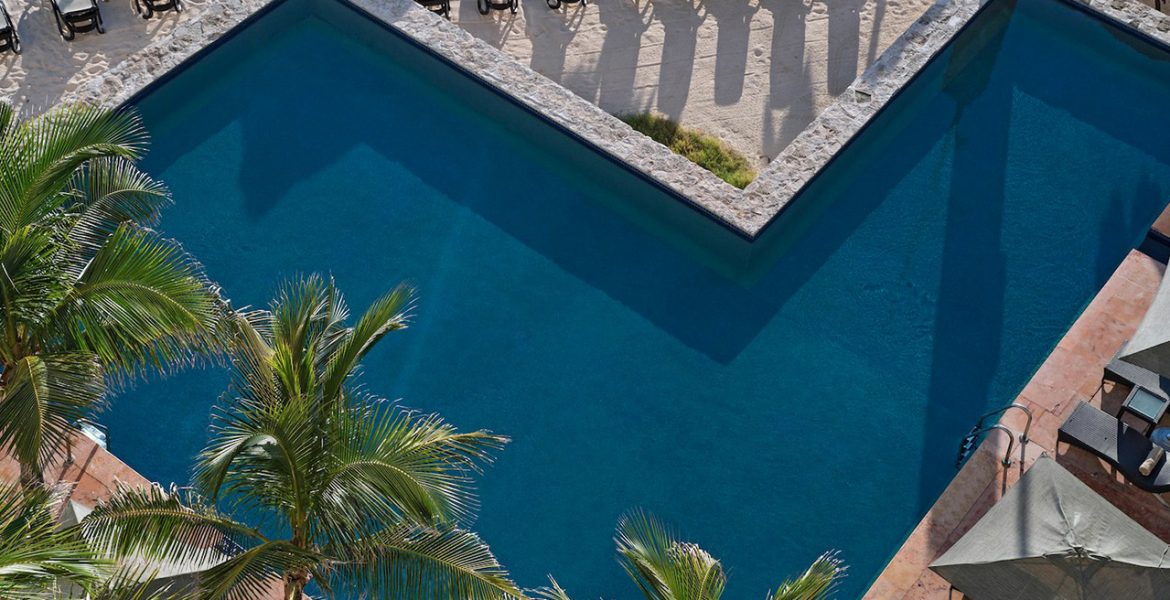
[0,0,940,167]
[0,0,229,111]
[452,0,935,166]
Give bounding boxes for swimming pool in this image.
[114,0,1170,596]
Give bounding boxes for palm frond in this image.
[0,482,109,598]
[68,156,171,251]
[0,353,104,471]
[0,224,68,360]
[194,391,319,517]
[219,309,278,412]
[266,275,348,401]
[333,523,523,600]
[0,103,147,232]
[531,576,573,600]
[0,101,14,139]
[767,552,844,600]
[52,224,226,378]
[317,402,508,533]
[193,540,320,600]
[320,283,414,403]
[616,511,725,600]
[191,277,514,598]
[81,484,266,569]
[88,565,191,600]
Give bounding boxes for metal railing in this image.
[955,403,1033,468]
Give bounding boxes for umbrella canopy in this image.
[1119,268,1170,376]
[929,456,1170,600]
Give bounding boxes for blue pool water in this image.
[115,0,1170,596]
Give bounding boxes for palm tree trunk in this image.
[19,460,42,491]
[284,569,309,600]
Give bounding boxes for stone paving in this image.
[863,249,1170,599]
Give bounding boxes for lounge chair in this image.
[1058,401,1170,493]
[546,0,585,9]
[476,0,517,14]
[133,0,182,19]
[1104,351,1170,401]
[51,0,103,41]
[414,0,450,18]
[0,2,19,54]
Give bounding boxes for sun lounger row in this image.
[0,0,183,53]
[415,0,584,19]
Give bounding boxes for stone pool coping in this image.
[61,0,1170,239]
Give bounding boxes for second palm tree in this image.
[84,275,521,600]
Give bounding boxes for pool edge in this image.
[37,0,1170,241]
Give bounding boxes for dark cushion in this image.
[1058,401,1170,493]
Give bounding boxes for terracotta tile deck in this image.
[0,431,151,512]
[1154,202,1170,240]
[863,249,1170,599]
[1,433,285,598]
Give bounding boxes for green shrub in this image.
[620,113,756,189]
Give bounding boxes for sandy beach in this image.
[452,0,934,165]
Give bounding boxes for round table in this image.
[1151,427,1170,452]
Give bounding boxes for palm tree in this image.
[537,511,844,600]
[0,482,107,597]
[82,276,523,600]
[0,101,226,490]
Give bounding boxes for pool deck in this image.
[0,431,151,510]
[863,248,1170,599]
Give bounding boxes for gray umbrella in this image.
[929,456,1170,600]
[1119,267,1170,377]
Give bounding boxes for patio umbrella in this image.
[1119,267,1170,377]
[929,456,1170,600]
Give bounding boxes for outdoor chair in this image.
[133,0,182,19]
[1058,401,1170,493]
[1104,351,1170,400]
[51,0,103,41]
[414,0,449,18]
[546,0,585,9]
[0,2,19,54]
